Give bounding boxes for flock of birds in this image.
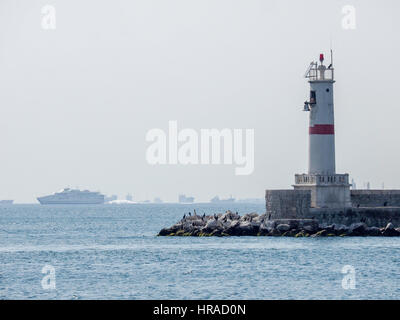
[181,210,247,222]
[181,210,274,223]
[182,209,217,221]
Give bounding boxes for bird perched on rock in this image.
[183,214,186,220]
[193,209,197,216]
[189,212,191,216]
[214,214,218,221]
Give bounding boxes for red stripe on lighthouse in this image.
[309,124,334,135]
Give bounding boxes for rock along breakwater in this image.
[158,211,400,237]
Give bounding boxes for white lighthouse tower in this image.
[294,53,351,208]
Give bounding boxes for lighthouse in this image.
[294,53,351,208]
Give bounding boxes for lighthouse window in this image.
[310,91,316,104]
[326,88,330,92]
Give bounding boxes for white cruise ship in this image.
[37,188,105,205]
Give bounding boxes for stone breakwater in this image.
[158,211,400,237]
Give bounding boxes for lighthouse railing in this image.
[295,173,349,185]
[305,63,334,81]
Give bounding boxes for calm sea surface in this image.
[0,203,399,300]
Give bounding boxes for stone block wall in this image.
[351,190,400,207]
[265,190,311,219]
[265,189,400,226]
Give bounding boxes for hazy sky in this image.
[1,0,399,203]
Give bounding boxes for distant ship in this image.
[37,188,105,205]
[178,194,195,203]
[210,195,235,203]
[0,200,14,205]
[153,197,163,204]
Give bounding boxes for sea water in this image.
[0,203,399,299]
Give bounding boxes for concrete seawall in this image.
[265,189,400,227]
[351,190,400,207]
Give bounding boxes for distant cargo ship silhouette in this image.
[37,188,104,205]
[210,195,235,203]
[0,200,14,205]
[178,194,195,203]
